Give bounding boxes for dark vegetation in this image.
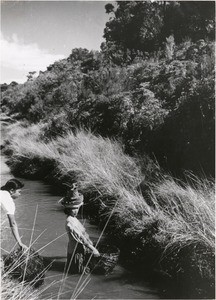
[1,1,215,177]
[1,1,215,299]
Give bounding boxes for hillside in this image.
[1,36,215,177]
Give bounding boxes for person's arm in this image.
[78,235,100,257]
[7,214,28,251]
[68,224,100,257]
[86,243,100,257]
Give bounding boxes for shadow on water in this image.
[43,256,66,273]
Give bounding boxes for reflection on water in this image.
[1,155,159,299]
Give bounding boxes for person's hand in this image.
[92,248,100,257]
[19,243,28,251]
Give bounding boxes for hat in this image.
[59,184,84,209]
[1,179,24,191]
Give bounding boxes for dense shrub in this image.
[0,5,214,177]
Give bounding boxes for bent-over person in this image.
[0,179,28,251]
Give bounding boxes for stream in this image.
[1,155,160,299]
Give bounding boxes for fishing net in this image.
[3,248,46,288]
[92,244,120,275]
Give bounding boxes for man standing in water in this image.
[0,178,28,250]
[59,183,100,274]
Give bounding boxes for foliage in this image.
[103,1,215,63]
[0,4,215,177]
[143,41,215,175]
[103,1,164,61]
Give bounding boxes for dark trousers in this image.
[66,243,90,274]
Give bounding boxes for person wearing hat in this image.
[59,183,100,274]
[0,179,28,251]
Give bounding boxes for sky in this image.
[1,1,111,84]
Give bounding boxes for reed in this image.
[1,214,41,300]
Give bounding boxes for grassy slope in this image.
[2,122,215,298]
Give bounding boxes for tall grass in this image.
[2,122,215,297]
[150,175,215,251]
[1,275,37,300]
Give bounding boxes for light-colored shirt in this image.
[65,216,93,254]
[0,190,15,215]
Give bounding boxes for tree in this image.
[103,1,163,61]
[102,1,215,64]
[27,71,37,81]
[162,1,215,43]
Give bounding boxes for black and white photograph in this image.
[0,1,215,299]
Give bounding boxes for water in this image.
[1,155,159,299]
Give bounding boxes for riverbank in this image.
[2,122,215,299]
